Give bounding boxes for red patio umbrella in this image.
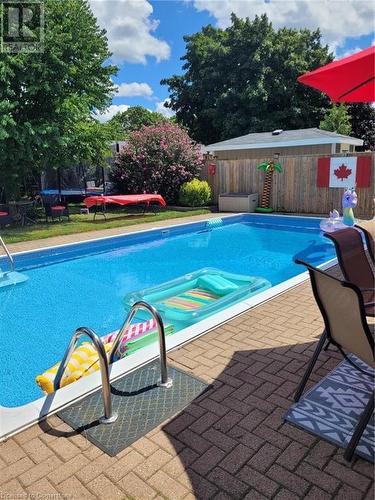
[298,46,375,102]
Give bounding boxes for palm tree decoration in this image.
[255,159,282,213]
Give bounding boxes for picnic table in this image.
[83,194,167,219]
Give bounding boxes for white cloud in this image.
[116,82,153,97]
[338,46,363,59]
[155,99,175,118]
[96,104,130,122]
[192,0,375,53]
[89,0,170,64]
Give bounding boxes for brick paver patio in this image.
[1,217,373,499]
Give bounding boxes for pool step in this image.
[205,218,223,229]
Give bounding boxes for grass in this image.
[1,208,211,244]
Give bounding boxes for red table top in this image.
[84,194,167,209]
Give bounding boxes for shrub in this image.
[110,122,204,204]
[179,179,211,207]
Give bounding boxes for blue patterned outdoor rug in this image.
[284,355,374,462]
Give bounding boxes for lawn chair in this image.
[324,228,374,317]
[356,219,375,264]
[42,195,70,222]
[294,259,374,461]
[0,205,13,227]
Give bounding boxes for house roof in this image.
[202,128,363,152]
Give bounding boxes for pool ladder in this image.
[0,236,15,273]
[54,301,173,424]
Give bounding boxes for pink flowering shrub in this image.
[111,122,204,203]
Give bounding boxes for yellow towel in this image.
[36,342,112,394]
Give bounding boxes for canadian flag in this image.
[317,156,372,188]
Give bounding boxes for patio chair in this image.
[42,195,70,222]
[0,205,13,227]
[356,219,375,264]
[294,259,374,461]
[324,228,374,317]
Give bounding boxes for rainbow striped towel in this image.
[160,288,219,311]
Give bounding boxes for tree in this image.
[348,104,375,151]
[0,0,117,198]
[111,122,204,203]
[319,104,352,136]
[67,119,115,168]
[161,14,333,144]
[108,106,168,138]
[255,160,282,213]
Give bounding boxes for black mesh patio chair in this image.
[294,259,374,461]
[356,219,375,264]
[324,228,374,317]
[0,204,13,227]
[42,195,70,222]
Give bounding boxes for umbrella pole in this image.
[57,168,62,202]
[82,164,87,196]
[102,167,106,195]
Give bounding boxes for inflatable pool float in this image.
[342,188,357,226]
[36,342,113,394]
[124,268,271,327]
[320,190,358,232]
[36,320,174,394]
[319,210,348,233]
[102,320,174,358]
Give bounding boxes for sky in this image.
[89,0,375,122]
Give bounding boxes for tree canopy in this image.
[319,104,352,136]
[348,104,375,151]
[0,0,117,198]
[65,119,117,169]
[108,106,168,138]
[162,14,333,145]
[319,103,375,150]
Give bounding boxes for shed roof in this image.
[203,128,363,152]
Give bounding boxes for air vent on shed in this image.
[272,129,283,135]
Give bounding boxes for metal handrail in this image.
[0,236,15,272]
[109,301,173,388]
[54,327,118,424]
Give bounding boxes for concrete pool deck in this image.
[0,215,373,499]
[5,212,228,254]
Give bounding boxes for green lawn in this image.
[1,209,210,244]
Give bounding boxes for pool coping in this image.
[0,212,336,440]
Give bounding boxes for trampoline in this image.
[41,188,103,197]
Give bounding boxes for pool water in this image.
[0,215,334,407]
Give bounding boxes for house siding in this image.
[213,144,333,160]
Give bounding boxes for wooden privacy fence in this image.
[201,152,374,219]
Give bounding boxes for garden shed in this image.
[202,128,363,159]
[201,129,374,219]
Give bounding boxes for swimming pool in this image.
[0,214,335,411]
